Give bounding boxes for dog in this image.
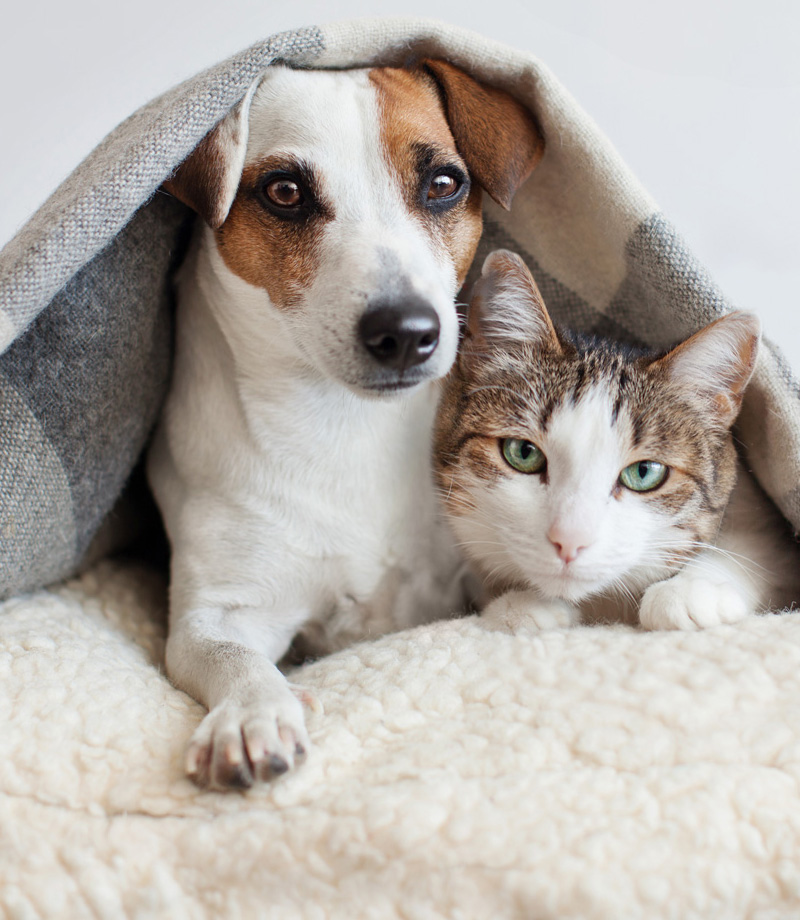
[148,59,544,789]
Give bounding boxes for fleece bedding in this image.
[2,16,800,919]
[3,562,800,919]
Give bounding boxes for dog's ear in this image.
[422,59,544,210]
[163,82,260,229]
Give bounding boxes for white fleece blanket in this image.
[2,560,800,918]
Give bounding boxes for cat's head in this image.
[434,249,761,602]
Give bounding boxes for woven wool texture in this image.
[1,18,799,598]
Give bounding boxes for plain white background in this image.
[1,0,798,363]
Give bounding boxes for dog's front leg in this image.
[167,608,313,789]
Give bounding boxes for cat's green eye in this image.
[619,460,668,493]
[501,438,547,474]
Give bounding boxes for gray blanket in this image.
[1,18,797,598]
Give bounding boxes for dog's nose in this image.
[359,302,440,370]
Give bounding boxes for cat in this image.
[433,249,799,632]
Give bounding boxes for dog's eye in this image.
[264,178,304,209]
[427,173,461,200]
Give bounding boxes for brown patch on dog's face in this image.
[369,67,484,286]
[214,156,334,310]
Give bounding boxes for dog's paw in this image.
[639,574,752,631]
[481,589,580,634]
[186,686,314,790]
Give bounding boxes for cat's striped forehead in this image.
[460,338,660,441]
[442,329,736,504]
[535,345,645,436]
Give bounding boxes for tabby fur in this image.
[434,250,798,629]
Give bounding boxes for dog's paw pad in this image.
[186,691,311,790]
[639,575,751,631]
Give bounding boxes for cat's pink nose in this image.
[548,525,591,563]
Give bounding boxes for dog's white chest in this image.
[235,379,469,654]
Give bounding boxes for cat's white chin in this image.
[531,571,607,604]
[537,553,682,599]
[531,563,658,604]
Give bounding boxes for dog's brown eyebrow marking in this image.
[214,155,333,310]
[412,141,456,173]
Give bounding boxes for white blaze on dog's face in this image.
[165,63,543,396]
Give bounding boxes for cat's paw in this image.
[481,589,580,634]
[639,574,752,631]
[185,685,315,790]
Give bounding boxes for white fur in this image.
[481,589,580,631]
[148,67,470,787]
[11,561,800,917]
[476,275,547,344]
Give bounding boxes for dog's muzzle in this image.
[358,299,440,372]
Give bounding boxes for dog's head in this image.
[165,61,544,396]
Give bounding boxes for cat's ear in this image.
[653,312,761,426]
[465,250,561,354]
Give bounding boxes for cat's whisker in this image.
[683,555,768,587]
[688,541,771,573]
[609,580,639,610]
[455,540,510,552]
[443,500,515,537]
[631,538,768,578]
[465,384,519,399]
[433,485,474,502]
[435,477,460,505]
[478,556,521,590]
[434,491,481,516]
[657,536,756,564]
[678,541,772,582]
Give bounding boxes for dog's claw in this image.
[225,763,254,790]
[185,739,211,787]
[289,683,323,715]
[186,694,311,790]
[268,755,289,775]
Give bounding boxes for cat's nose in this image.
[548,523,592,563]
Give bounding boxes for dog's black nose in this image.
[359,301,440,370]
